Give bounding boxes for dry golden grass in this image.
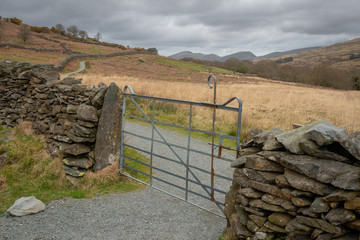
[81,74,360,133]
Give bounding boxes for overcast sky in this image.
[1,0,360,56]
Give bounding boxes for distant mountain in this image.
[169,51,221,61]
[221,51,257,61]
[169,47,320,62]
[169,51,257,62]
[258,47,321,59]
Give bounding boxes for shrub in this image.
[10,17,22,25]
[30,26,51,33]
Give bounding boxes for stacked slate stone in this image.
[0,61,109,178]
[224,120,360,240]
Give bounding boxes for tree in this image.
[78,30,88,39]
[55,23,65,32]
[18,24,31,43]
[66,25,79,37]
[94,32,101,41]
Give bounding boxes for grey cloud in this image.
[1,0,359,56]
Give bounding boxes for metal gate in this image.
[119,75,243,217]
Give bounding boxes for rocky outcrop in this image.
[0,61,123,177]
[224,121,360,240]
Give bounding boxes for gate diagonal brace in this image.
[123,86,224,212]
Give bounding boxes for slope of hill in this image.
[258,47,321,59]
[275,37,360,70]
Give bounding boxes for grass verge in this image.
[0,123,149,214]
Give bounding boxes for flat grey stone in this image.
[341,132,360,161]
[284,169,335,195]
[275,120,326,154]
[253,128,284,151]
[296,216,343,235]
[244,154,283,172]
[309,197,330,213]
[77,104,98,122]
[304,122,348,146]
[7,196,45,216]
[325,208,356,226]
[63,157,93,169]
[278,154,360,190]
[62,143,91,156]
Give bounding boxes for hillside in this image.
[258,46,321,59]
[267,38,360,70]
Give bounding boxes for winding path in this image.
[61,60,86,78]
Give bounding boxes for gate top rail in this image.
[123,86,242,113]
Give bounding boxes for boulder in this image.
[341,132,360,161]
[94,83,122,171]
[7,196,45,216]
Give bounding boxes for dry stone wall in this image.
[224,120,360,240]
[0,61,122,178]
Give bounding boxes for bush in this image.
[350,53,360,60]
[10,17,22,25]
[30,26,51,33]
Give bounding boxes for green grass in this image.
[154,58,233,74]
[0,125,150,214]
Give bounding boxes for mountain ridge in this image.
[169,46,322,62]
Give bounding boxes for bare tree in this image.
[66,25,79,37]
[18,24,31,43]
[78,30,88,39]
[94,32,102,41]
[55,23,65,31]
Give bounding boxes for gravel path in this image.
[61,60,86,78]
[123,121,235,215]
[0,121,235,240]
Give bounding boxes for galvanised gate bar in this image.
[119,75,243,217]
